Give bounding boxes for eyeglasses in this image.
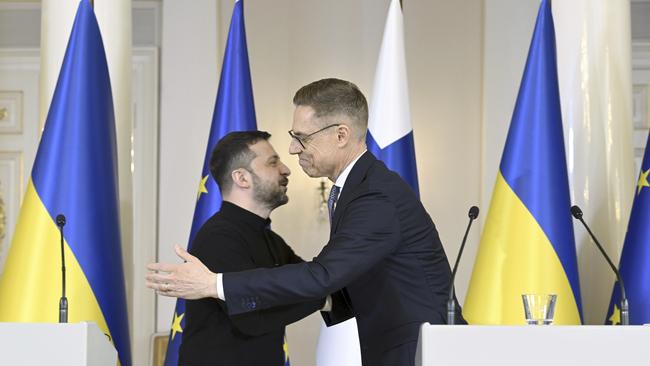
[288,124,340,149]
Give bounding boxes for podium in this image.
[416,324,650,366]
[0,322,117,365]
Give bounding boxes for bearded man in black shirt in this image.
[179,131,332,366]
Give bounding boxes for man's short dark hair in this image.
[293,78,368,139]
[209,131,271,193]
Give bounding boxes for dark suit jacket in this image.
[179,202,325,366]
[224,152,465,365]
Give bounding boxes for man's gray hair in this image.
[293,78,368,140]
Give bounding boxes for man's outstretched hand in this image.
[146,245,218,299]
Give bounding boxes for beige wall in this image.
[481,0,538,212]
[157,0,219,329]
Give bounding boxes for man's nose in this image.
[288,138,302,155]
[280,162,291,176]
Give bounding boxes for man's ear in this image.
[231,168,251,189]
[337,124,352,146]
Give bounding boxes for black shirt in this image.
[179,201,324,366]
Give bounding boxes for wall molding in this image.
[131,45,159,366]
[633,41,650,69]
[632,41,650,172]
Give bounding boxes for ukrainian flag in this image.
[463,0,582,325]
[0,1,131,364]
[605,133,650,325]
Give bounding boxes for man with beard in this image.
[178,131,331,366]
[151,79,463,366]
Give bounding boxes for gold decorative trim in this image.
[317,178,331,222]
[0,180,5,243]
[152,334,169,366]
[0,91,24,134]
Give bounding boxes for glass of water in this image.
[522,294,557,325]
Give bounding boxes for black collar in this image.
[219,201,271,230]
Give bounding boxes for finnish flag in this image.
[366,0,419,194]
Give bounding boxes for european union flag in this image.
[162,1,258,364]
[0,1,131,364]
[605,133,650,325]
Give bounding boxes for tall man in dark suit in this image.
[149,78,465,365]
[178,131,327,365]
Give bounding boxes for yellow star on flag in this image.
[637,168,650,195]
[283,336,289,362]
[171,311,185,340]
[609,304,621,325]
[197,175,209,200]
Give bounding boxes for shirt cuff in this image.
[321,295,332,312]
[217,273,225,301]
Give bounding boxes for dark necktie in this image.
[328,185,341,224]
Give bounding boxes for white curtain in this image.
[553,0,635,324]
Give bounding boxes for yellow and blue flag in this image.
[463,0,582,325]
[0,0,131,364]
[162,0,259,364]
[605,134,650,325]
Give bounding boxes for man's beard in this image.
[251,172,289,210]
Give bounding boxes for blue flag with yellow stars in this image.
[605,133,650,325]
[162,0,259,364]
[0,1,131,364]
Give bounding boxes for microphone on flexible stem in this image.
[570,205,629,325]
[56,214,68,323]
[447,206,479,325]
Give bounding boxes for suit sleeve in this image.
[269,231,355,326]
[223,189,401,315]
[192,230,324,336]
[321,289,354,326]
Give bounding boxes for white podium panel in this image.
[417,324,650,366]
[0,322,117,366]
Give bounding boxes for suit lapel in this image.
[330,151,376,234]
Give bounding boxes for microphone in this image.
[447,206,479,325]
[570,205,629,325]
[56,214,68,323]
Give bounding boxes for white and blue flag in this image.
[366,0,419,194]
